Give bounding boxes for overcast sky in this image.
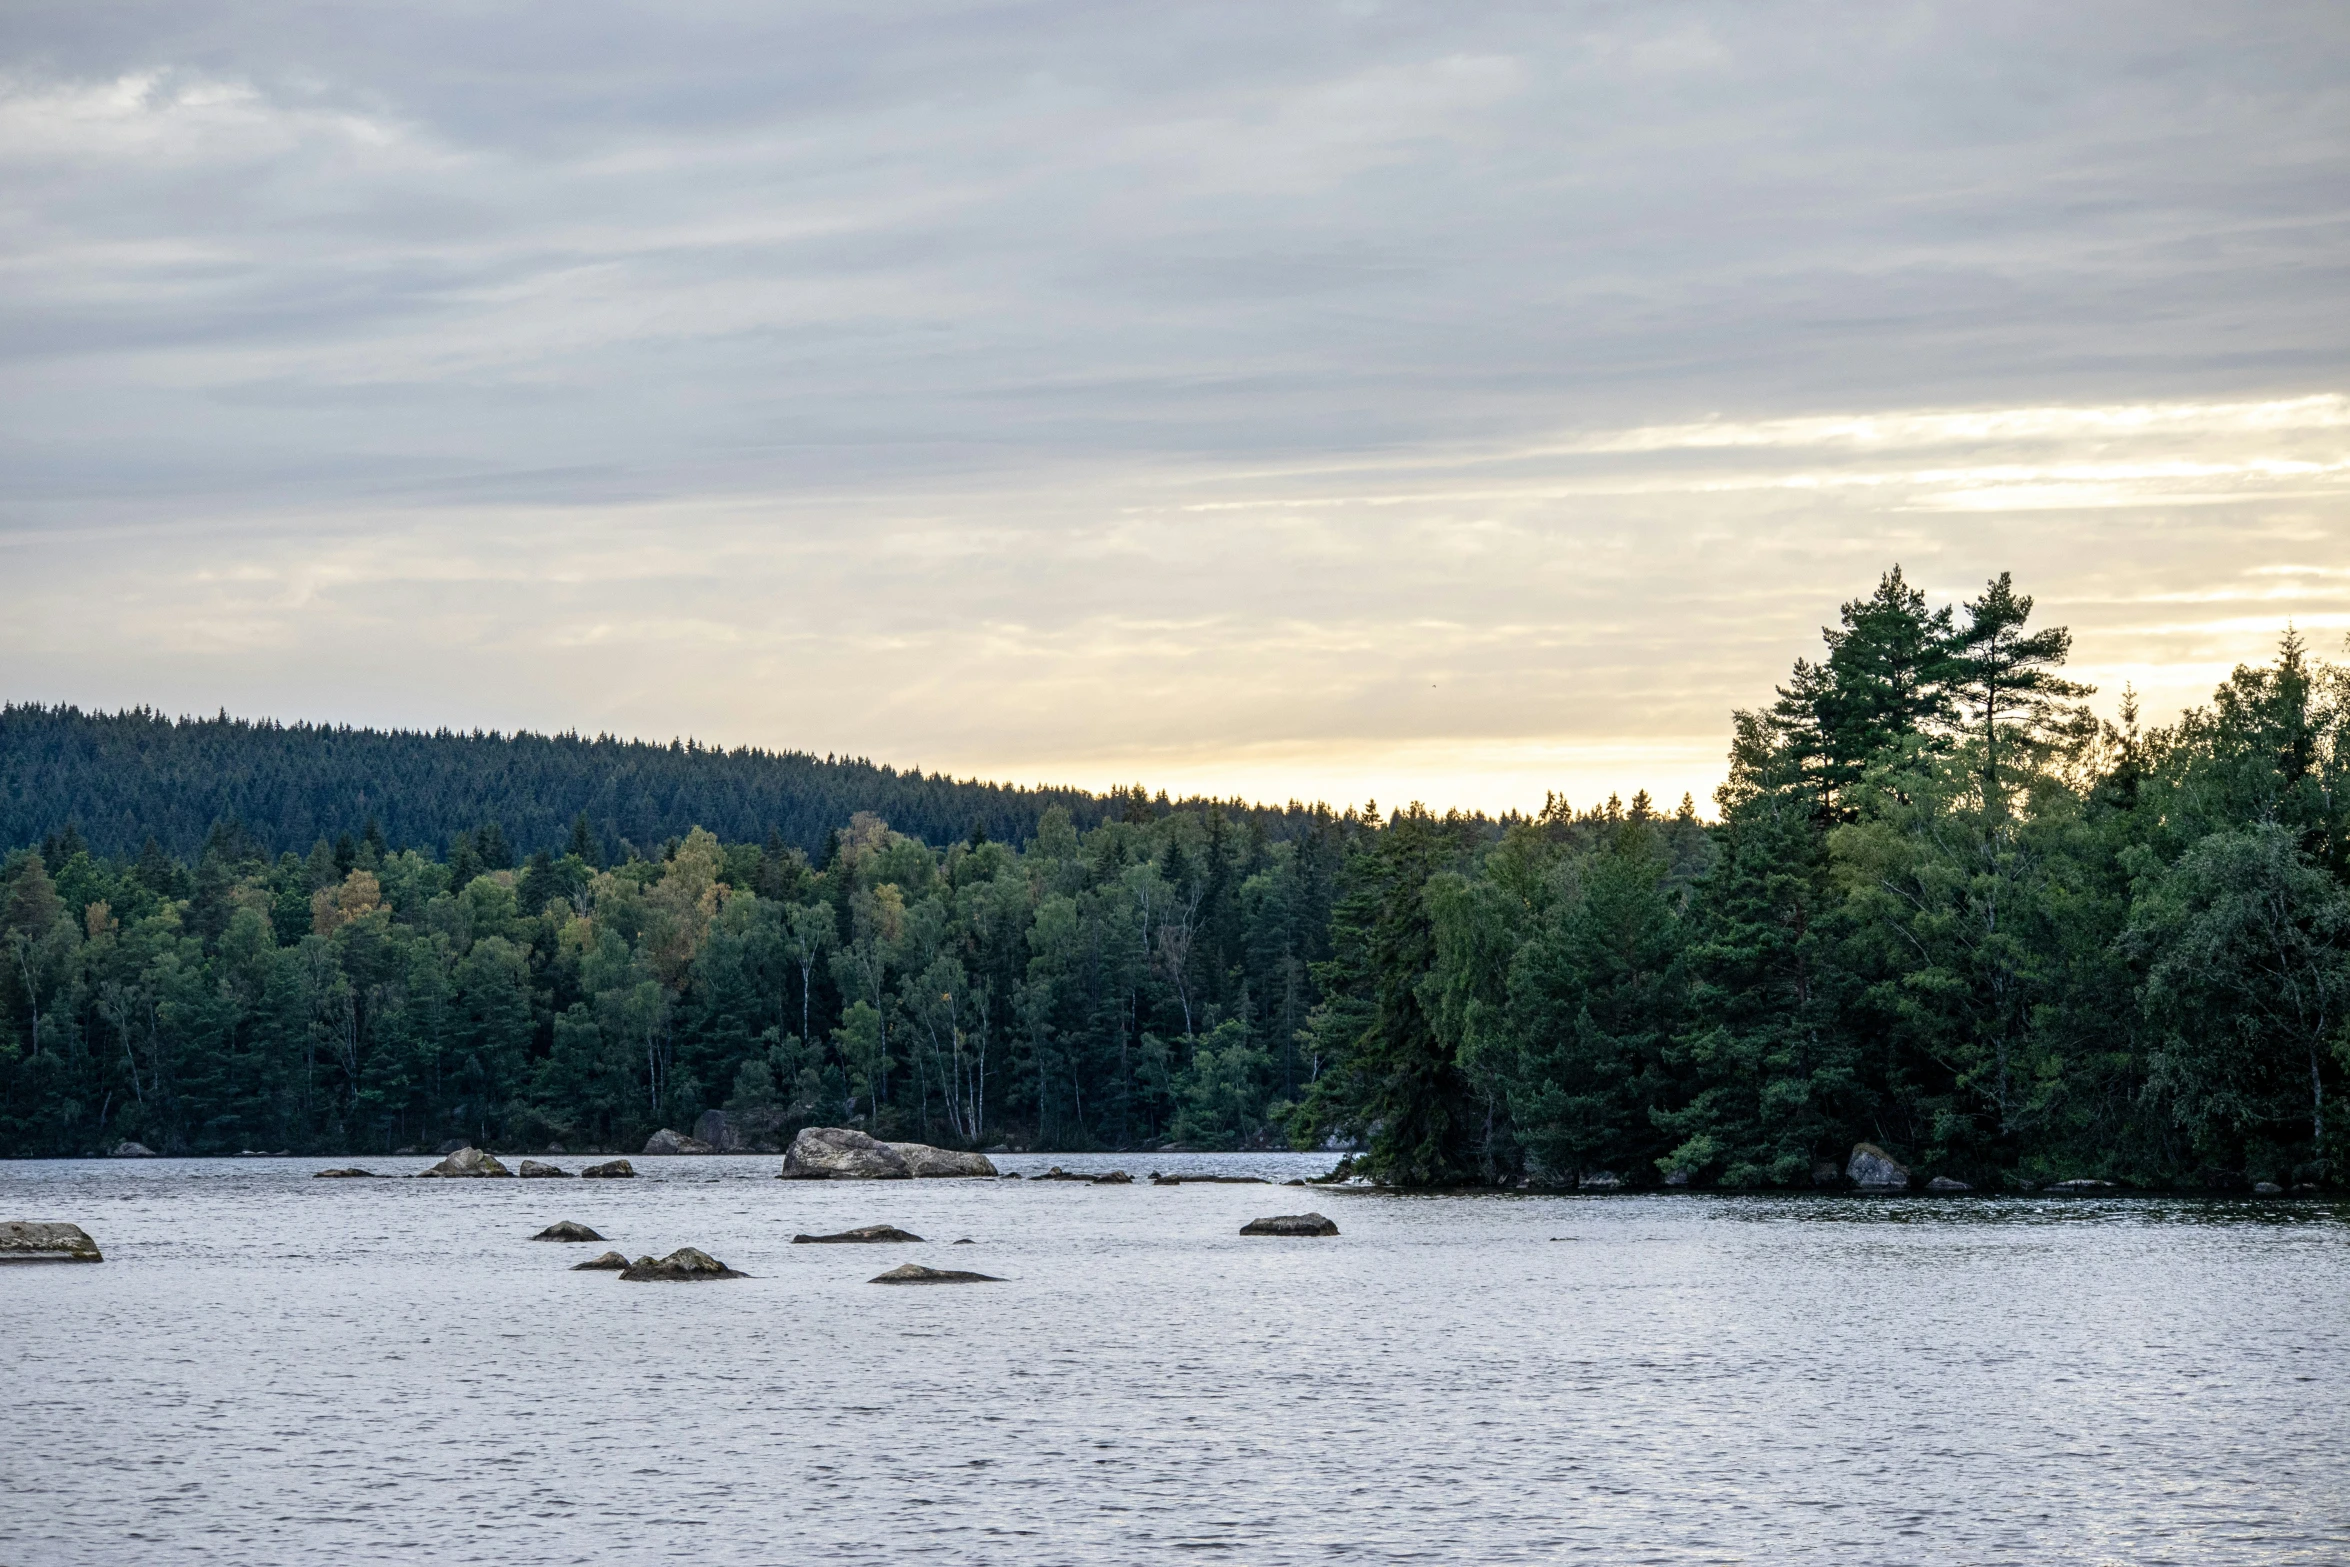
[4,1,2345,813]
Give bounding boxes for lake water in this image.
[4,1152,2345,1565]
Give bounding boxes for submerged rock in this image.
[643,1128,717,1156]
[572,1250,630,1271]
[2047,1178,2117,1194]
[1035,1166,1131,1184]
[580,1159,636,1179]
[532,1220,605,1242]
[1241,1212,1339,1237]
[779,1126,911,1180]
[792,1225,923,1244]
[416,1147,514,1178]
[313,1167,376,1178]
[110,1140,158,1158]
[618,1247,746,1281]
[1578,1171,1625,1191]
[1927,1176,1973,1192]
[1149,1173,1266,1185]
[886,1142,998,1178]
[869,1263,1002,1284]
[518,1159,571,1178]
[0,1220,103,1261]
[1846,1143,1911,1191]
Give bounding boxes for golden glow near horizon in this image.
[2,8,2344,818]
[8,389,2343,818]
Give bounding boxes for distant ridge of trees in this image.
[0,704,1333,860]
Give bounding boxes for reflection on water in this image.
[5,1153,2344,1565]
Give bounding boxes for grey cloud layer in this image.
[2,1,2345,808]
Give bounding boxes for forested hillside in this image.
[1,569,2342,1186]
[0,705,1319,860]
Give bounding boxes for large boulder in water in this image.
[793,1224,923,1244]
[643,1128,716,1156]
[887,1143,997,1178]
[778,1127,910,1180]
[572,1250,629,1271]
[870,1263,1002,1284]
[580,1159,635,1179]
[518,1159,570,1178]
[0,1220,103,1261]
[417,1146,514,1178]
[110,1141,158,1158]
[1241,1212,1339,1236]
[532,1221,605,1242]
[1846,1143,1910,1191]
[618,1247,745,1281]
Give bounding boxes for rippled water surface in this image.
[5,1152,2347,1565]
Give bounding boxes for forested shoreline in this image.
[3,569,2344,1188]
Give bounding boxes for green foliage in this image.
[0,788,1362,1156]
[3,571,2344,1185]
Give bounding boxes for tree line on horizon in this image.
[1,568,2343,1187]
[0,703,1335,862]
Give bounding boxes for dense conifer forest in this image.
[2,569,2343,1187]
[0,705,1325,860]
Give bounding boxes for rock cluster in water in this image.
[776,1126,996,1179]
[1240,1213,1339,1236]
[1,1220,103,1261]
[1035,1166,1130,1184]
[618,1247,745,1281]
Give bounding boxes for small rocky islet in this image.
[870,1263,1002,1284]
[619,1247,747,1281]
[774,1126,996,1179]
[1241,1213,1339,1237]
[793,1224,924,1244]
[0,1220,103,1262]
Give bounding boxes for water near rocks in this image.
[5,1152,2345,1565]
